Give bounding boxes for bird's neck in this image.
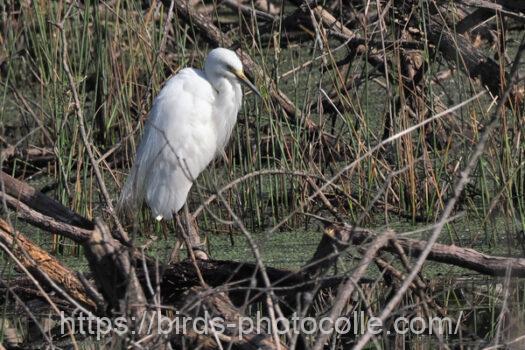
[210,76,243,151]
[212,76,242,109]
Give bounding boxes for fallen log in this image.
[85,221,287,349]
[0,171,93,230]
[330,225,525,277]
[159,259,307,306]
[1,145,55,169]
[84,219,141,313]
[0,191,93,242]
[0,172,286,347]
[456,8,494,34]
[425,7,507,98]
[5,169,524,288]
[0,218,97,311]
[4,170,524,308]
[461,0,525,22]
[173,286,287,350]
[0,171,156,267]
[83,219,164,348]
[158,232,377,309]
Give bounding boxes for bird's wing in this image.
[118,68,217,220]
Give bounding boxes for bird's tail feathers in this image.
[116,165,143,222]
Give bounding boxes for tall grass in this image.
[2,1,524,243]
[1,1,524,346]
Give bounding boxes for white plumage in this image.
[119,48,260,220]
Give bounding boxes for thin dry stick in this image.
[192,169,332,218]
[0,220,99,318]
[222,0,275,21]
[491,263,513,348]
[0,192,92,242]
[306,177,343,221]
[215,191,288,349]
[351,32,525,350]
[139,0,175,116]
[0,278,53,345]
[482,334,525,350]
[269,90,486,234]
[57,13,129,243]
[0,240,79,350]
[311,230,394,350]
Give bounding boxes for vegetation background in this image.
[0,0,524,348]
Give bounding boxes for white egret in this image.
[118,48,261,250]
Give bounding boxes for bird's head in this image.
[204,48,262,98]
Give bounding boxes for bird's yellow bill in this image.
[233,69,262,98]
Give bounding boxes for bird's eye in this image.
[226,64,235,72]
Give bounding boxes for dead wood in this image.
[0,191,93,243]
[84,218,165,347]
[5,169,525,286]
[4,170,525,350]
[0,218,97,311]
[159,259,305,306]
[0,171,93,230]
[0,171,159,271]
[1,145,55,168]
[461,0,525,22]
[173,286,286,350]
[425,11,507,98]
[84,218,136,311]
[330,225,525,277]
[311,231,394,350]
[221,0,275,22]
[157,251,375,311]
[456,8,495,34]
[83,221,285,349]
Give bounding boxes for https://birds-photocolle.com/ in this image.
[118,48,261,258]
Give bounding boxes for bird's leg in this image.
[182,204,208,260]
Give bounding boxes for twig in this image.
[0,192,92,242]
[0,241,79,349]
[351,30,525,350]
[269,91,486,234]
[221,0,275,21]
[215,190,288,349]
[56,14,129,244]
[312,230,394,350]
[192,169,332,218]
